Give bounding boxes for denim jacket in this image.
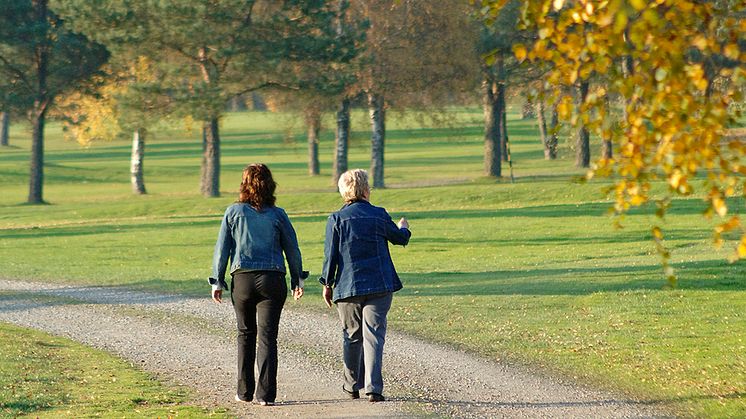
[319,200,411,302]
[210,203,305,290]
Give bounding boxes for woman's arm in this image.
[319,215,340,288]
[209,208,234,291]
[384,212,411,246]
[278,208,305,291]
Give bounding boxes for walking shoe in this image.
[256,399,274,406]
[367,393,385,402]
[234,394,250,403]
[342,385,360,399]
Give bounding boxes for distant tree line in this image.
[0,0,549,203]
[2,0,676,205]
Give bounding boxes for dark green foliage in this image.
[57,0,363,196]
[0,1,109,114]
[0,0,109,203]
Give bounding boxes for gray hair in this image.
[338,169,369,203]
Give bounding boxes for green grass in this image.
[1,108,745,417]
[0,320,227,418]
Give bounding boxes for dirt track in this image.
[0,279,668,418]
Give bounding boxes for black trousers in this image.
[231,270,287,402]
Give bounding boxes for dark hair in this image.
[238,163,276,209]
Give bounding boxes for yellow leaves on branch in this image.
[499,0,746,268]
[58,57,157,146]
[58,79,122,146]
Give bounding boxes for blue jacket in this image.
[210,203,304,290]
[319,200,411,302]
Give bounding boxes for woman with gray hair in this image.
[319,169,411,402]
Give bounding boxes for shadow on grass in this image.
[0,219,220,239]
[1,400,59,417]
[410,200,711,219]
[399,260,746,297]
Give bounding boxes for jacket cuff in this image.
[318,276,333,287]
[292,271,309,290]
[208,277,228,290]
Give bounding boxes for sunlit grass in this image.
[0,321,227,418]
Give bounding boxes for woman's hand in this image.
[322,286,333,308]
[292,287,304,301]
[398,217,409,229]
[212,289,222,304]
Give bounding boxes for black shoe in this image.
[367,393,385,402]
[342,385,360,399]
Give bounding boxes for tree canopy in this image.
[0,0,109,203]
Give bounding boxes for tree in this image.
[536,97,558,160]
[67,0,358,197]
[353,0,477,186]
[54,56,172,195]
[259,1,363,181]
[332,97,351,184]
[477,0,537,176]
[575,80,590,168]
[480,0,746,279]
[305,106,322,176]
[0,0,109,204]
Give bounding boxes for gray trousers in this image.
[336,292,393,395]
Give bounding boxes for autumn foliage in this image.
[480,0,746,282]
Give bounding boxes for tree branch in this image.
[234,81,301,96]
[0,54,33,91]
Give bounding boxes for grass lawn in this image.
[0,321,227,418]
[0,108,744,417]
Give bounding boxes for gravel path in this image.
[0,279,668,418]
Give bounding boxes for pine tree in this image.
[0,0,109,204]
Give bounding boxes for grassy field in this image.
[0,321,226,418]
[0,108,744,417]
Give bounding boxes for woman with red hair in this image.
[209,163,306,406]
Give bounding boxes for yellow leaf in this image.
[692,35,707,51]
[613,11,628,33]
[669,171,682,189]
[724,43,740,60]
[738,242,746,258]
[652,226,663,240]
[513,44,528,61]
[713,196,728,217]
[630,0,647,11]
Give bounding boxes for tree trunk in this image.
[537,100,554,160]
[602,138,613,159]
[131,128,147,194]
[332,98,350,185]
[306,109,320,176]
[483,79,502,177]
[369,92,385,189]
[575,81,590,168]
[0,112,8,146]
[601,94,613,160]
[28,0,48,204]
[500,85,508,162]
[201,118,220,197]
[521,97,535,119]
[28,110,45,204]
[549,101,560,159]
